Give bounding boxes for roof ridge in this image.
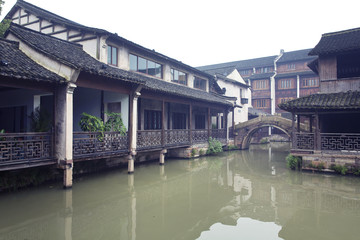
[323,27,360,38]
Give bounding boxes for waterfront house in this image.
[0,1,234,187]
[279,27,360,169]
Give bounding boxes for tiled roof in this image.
[6,24,231,106]
[7,23,144,84]
[278,91,360,112]
[197,55,277,72]
[275,71,316,79]
[6,1,212,81]
[277,49,316,63]
[201,67,237,77]
[5,0,108,35]
[309,27,360,56]
[214,74,249,88]
[143,78,233,106]
[0,38,65,83]
[247,72,274,80]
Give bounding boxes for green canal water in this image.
[1,143,360,240]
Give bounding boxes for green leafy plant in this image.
[79,112,105,132]
[207,137,223,155]
[104,112,127,135]
[227,144,238,150]
[286,154,301,170]
[260,138,269,144]
[29,107,52,132]
[330,164,348,175]
[191,148,197,157]
[199,149,205,155]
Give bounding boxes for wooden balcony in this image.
[0,132,54,170]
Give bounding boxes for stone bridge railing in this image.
[234,115,309,149]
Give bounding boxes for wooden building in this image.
[198,49,320,117]
[279,27,360,169]
[0,1,235,187]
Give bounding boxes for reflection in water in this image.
[0,142,360,240]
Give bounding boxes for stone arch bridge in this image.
[234,115,309,149]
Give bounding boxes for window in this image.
[195,114,205,129]
[302,78,318,87]
[253,80,268,90]
[253,99,267,108]
[194,77,206,90]
[279,79,292,89]
[107,45,118,66]
[287,63,296,70]
[240,70,249,75]
[259,67,270,73]
[172,112,186,129]
[129,54,162,78]
[144,110,162,130]
[171,68,187,85]
[279,98,293,104]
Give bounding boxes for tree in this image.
[0,0,10,37]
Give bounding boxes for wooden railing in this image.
[294,133,314,150]
[0,132,53,167]
[294,133,360,152]
[321,133,360,151]
[165,129,190,146]
[137,130,162,150]
[211,129,226,141]
[192,129,208,143]
[73,131,128,159]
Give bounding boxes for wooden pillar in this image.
[54,83,76,188]
[208,107,211,139]
[225,109,229,142]
[232,107,235,139]
[128,86,142,174]
[161,100,165,147]
[291,113,296,147]
[189,103,192,144]
[309,115,313,133]
[297,114,301,132]
[314,112,321,151]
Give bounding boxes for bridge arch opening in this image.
[241,125,291,150]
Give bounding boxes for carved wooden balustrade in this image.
[211,129,227,143]
[0,132,53,167]
[192,129,209,143]
[293,133,314,150]
[165,129,190,146]
[321,133,360,151]
[294,133,360,152]
[73,131,128,159]
[137,130,162,150]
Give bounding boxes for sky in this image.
[1,0,360,67]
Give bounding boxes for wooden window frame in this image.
[193,77,206,90]
[107,45,118,66]
[129,54,163,78]
[302,78,319,88]
[253,99,267,109]
[278,79,293,89]
[253,80,269,90]
[171,68,187,85]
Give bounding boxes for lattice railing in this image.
[321,133,360,151]
[137,130,162,150]
[165,129,190,146]
[0,132,53,166]
[294,133,314,150]
[73,131,128,159]
[192,129,209,143]
[211,129,226,140]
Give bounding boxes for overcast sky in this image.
[1,0,359,67]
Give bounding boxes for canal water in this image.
[1,143,360,240]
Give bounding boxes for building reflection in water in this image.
[0,143,360,240]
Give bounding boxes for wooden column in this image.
[297,114,301,132]
[189,103,192,145]
[161,100,165,147]
[314,112,321,151]
[291,113,296,148]
[54,82,76,188]
[232,107,235,139]
[208,107,211,139]
[225,109,229,142]
[309,115,313,133]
